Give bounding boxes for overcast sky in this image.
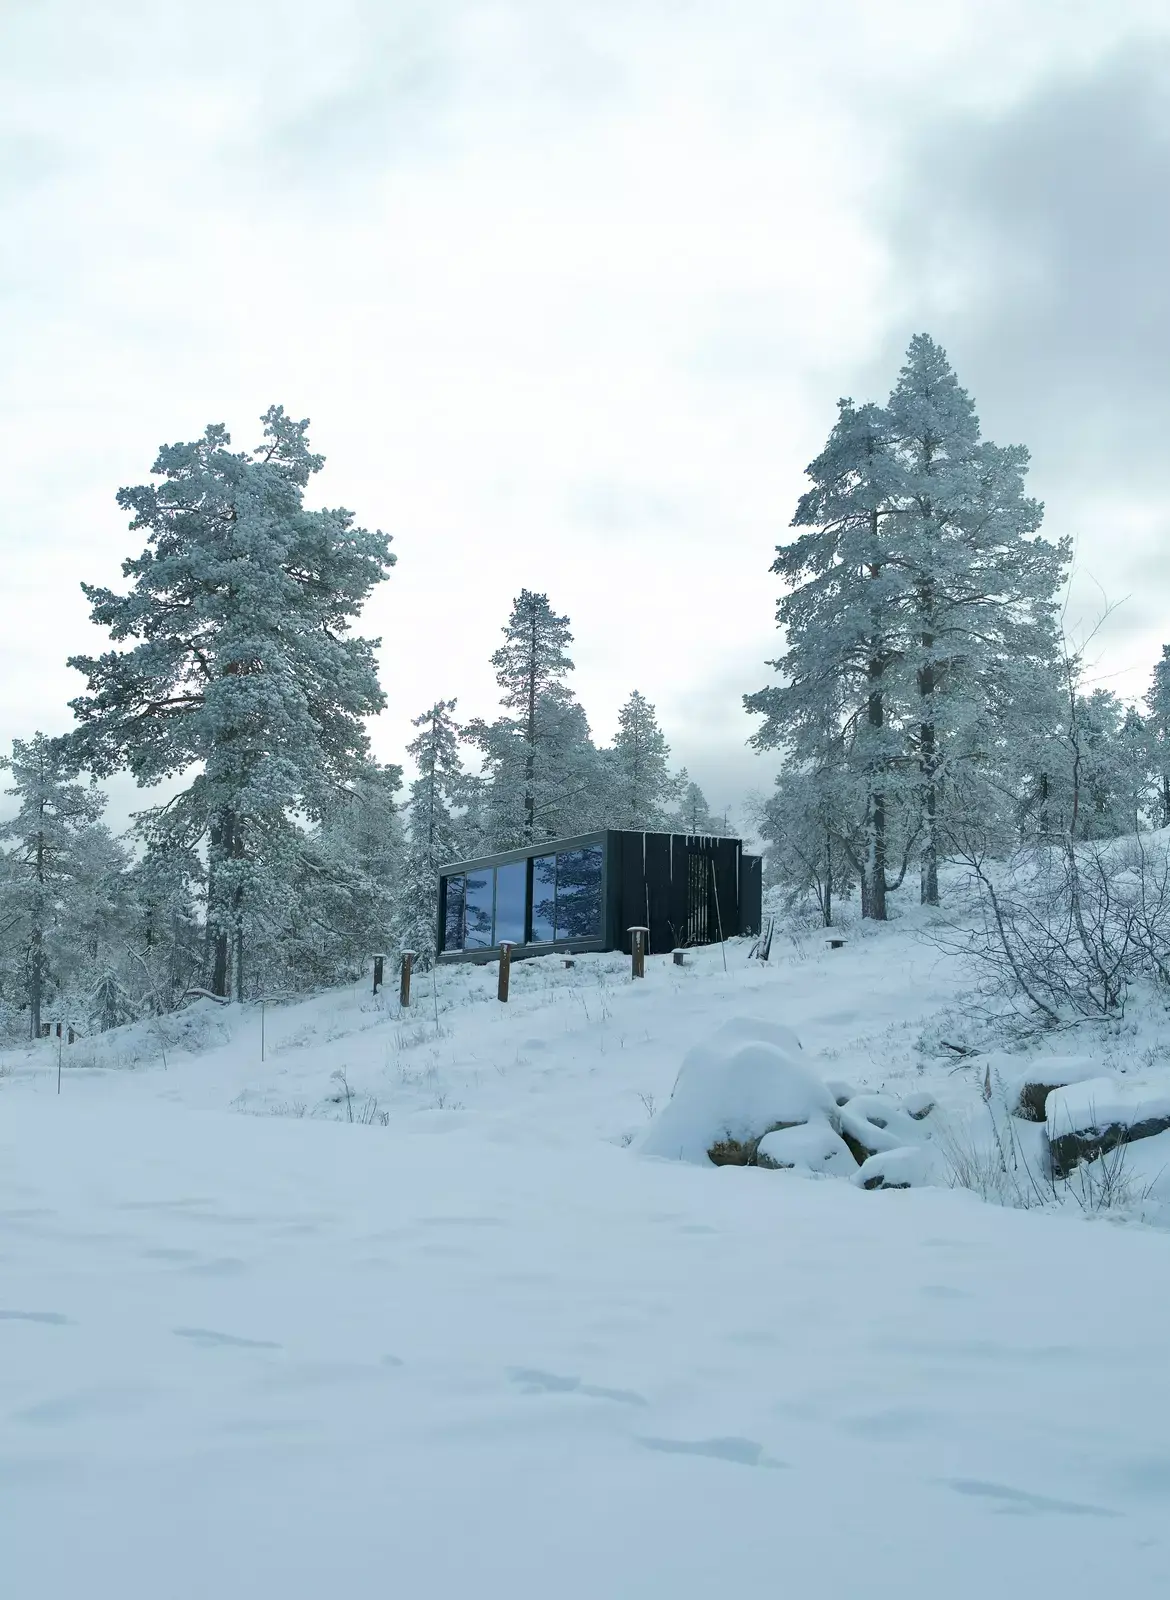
[3,0,1170,828]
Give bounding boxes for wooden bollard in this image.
[399,950,415,1007]
[498,942,514,1002]
[372,953,385,996]
[672,948,688,967]
[562,958,575,969]
[628,926,648,980]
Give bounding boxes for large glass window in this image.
[554,846,603,939]
[442,874,466,951]
[464,867,494,949]
[531,854,557,943]
[495,859,526,946]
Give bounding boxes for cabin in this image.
[437,829,763,963]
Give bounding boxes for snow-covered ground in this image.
[3,920,1170,1597]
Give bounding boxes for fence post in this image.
[372,953,385,996]
[498,942,514,1002]
[672,948,687,967]
[399,951,415,1007]
[628,926,648,979]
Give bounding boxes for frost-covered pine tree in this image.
[884,334,1068,903]
[395,700,465,968]
[124,842,203,1012]
[603,691,676,830]
[744,399,907,919]
[0,733,108,1037]
[66,407,394,999]
[468,590,603,847]
[1145,645,1170,828]
[293,761,404,987]
[672,772,724,836]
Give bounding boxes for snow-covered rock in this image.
[1046,1077,1170,1178]
[903,1090,936,1121]
[824,1078,856,1107]
[854,1144,946,1191]
[757,1118,859,1176]
[1001,1056,1101,1122]
[639,1017,835,1166]
[838,1094,930,1161]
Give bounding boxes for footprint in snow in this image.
[640,1436,786,1469]
[173,1326,281,1350]
[943,1478,1118,1517]
[508,1368,648,1406]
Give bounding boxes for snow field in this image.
[2,925,1170,1597]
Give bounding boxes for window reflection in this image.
[495,860,526,946]
[464,867,494,948]
[531,854,557,943]
[554,846,603,939]
[442,874,465,952]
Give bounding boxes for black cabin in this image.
[437,829,763,963]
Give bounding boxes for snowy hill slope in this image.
[3,926,1170,1598]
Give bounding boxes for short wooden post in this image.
[628,926,648,979]
[562,958,575,970]
[67,1025,75,1045]
[399,950,416,1007]
[498,942,514,1002]
[672,948,688,967]
[372,953,385,996]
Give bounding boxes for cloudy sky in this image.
[3,0,1170,826]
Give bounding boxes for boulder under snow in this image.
[757,1120,859,1177]
[639,1017,836,1166]
[1046,1077,1170,1180]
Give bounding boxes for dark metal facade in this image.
[437,830,762,963]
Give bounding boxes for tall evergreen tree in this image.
[66,407,394,999]
[884,334,1067,903]
[1145,645,1170,828]
[0,734,107,1037]
[744,399,905,919]
[468,590,602,848]
[605,691,675,830]
[673,772,724,836]
[395,700,465,968]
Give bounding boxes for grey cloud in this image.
[882,43,1170,485]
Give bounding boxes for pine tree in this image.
[0,733,107,1038]
[673,772,724,836]
[744,399,906,919]
[66,407,394,999]
[605,691,675,830]
[395,700,465,968]
[884,334,1068,903]
[468,590,601,848]
[294,762,404,986]
[1145,645,1170,828]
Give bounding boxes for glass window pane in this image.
[464,867,494,948]
[555,845,603,939]
[531,854,557,943]
[442,874,466,951]
[495,860,526,946]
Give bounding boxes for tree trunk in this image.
[865,670,888,920]
[1163,771,1170,831]
[208,807,234,998]
[524,611,537,842]
[29,926,42,1040]
[918,596,939,907]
